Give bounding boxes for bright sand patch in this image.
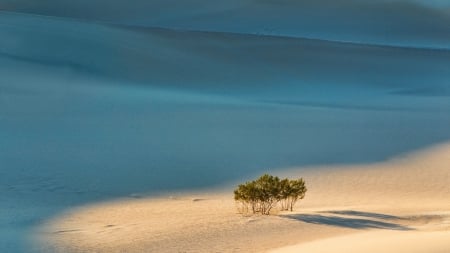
[34,143,450,252]
[270,230,450,253]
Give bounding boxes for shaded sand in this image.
[34,143,450,252]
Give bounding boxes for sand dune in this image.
[270,230,450,253]
[3,2,450,253]
[2,11,450,98]
[3,0,450,49]
[34,142,450,252]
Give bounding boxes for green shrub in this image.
[234,174,307,215]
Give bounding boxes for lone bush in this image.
[234,174,307,215]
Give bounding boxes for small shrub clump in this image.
[234,174,307,215]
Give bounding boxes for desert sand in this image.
[33,142,450,252]
[3,2,450,252]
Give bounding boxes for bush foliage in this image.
[234,174,307,215]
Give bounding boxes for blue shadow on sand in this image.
[283,210,412,231]
[321,210,400,220]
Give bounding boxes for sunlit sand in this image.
[35,142,450,252]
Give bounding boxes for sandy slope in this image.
[4,0,450,49]
[269,143,450,253]
[33,142,450,252]
[270,230,450,253]
[3,11,450,253]
[3,11,450,98]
